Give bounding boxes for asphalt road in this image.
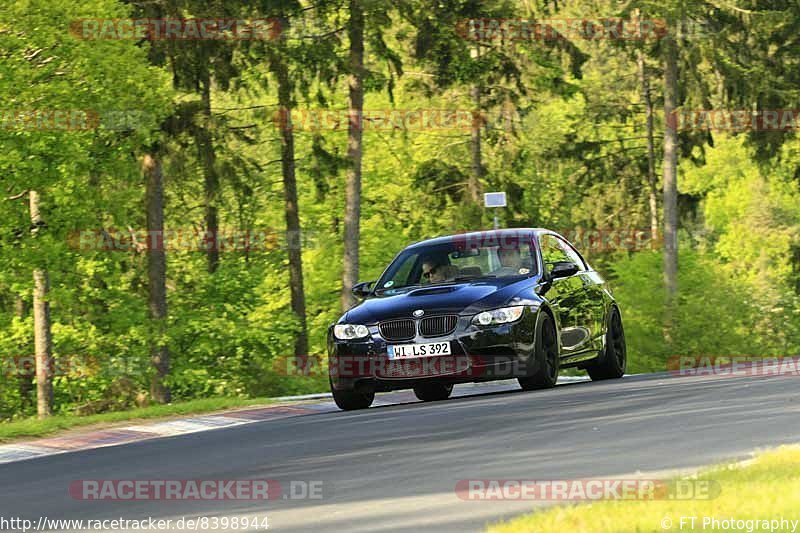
[2,371,800,533]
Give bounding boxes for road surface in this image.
[2,371,799,532]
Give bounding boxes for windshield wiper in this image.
[452,275,496,282]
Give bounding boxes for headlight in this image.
[473,306,525,326]
[334,324,370,340]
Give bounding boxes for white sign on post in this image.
[484,192,507,208]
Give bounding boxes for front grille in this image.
[419,315,458,338]
[379,319,416,341]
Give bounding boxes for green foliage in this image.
[1,0,799,422]
[610,249,761,371]
[166,255,312,399]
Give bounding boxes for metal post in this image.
[484,192,506,231]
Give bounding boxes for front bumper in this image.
[329,307,540,392]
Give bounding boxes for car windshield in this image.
[375,237,537,292]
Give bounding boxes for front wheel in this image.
[587,307,627,380]
[330,379,374,410]
[413,382,454,402]
[519,313,560,391]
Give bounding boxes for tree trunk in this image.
[469,43,484,206]
[13,298,27,318]
[467,85,483,204]
[271,47,309,361]
[638,50,659,241]
[662,34,680,336]
[29,190,53,418]
[198,74,221,274]
[469,84,484,205]
[793,245,800,296]
[341,0,364,311]
[143,152,171,404]
[14,297,33,409]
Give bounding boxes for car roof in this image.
[406,228,556,249]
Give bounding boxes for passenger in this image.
[492,246,525,276]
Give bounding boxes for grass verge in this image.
[0,397,280,443]
[489,445,800,532]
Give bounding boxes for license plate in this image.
[387,342,451,360]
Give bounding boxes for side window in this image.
[555,237,587,271]
[539,234,571,274]
[381,253,417,288]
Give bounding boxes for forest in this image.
[1,0,799,420]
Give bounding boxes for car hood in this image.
[343,277,537,324]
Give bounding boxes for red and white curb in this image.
[0,405,326,466]
[0,376,592,465]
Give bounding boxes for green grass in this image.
[490,446,800,532]
[0,397,279,443]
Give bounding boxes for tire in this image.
[587,307,627,381]
[518,312,560,391]
[330,379,374,410]
[413,382,454,402]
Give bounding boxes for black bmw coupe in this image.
[328,228,626,410]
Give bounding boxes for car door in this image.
[538,233,594,360]
[553,235,606,353]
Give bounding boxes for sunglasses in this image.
[422,266,439,279]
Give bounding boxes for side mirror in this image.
[549,261,579,279]
[351,281,374,298]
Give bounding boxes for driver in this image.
[422,257,456,283]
